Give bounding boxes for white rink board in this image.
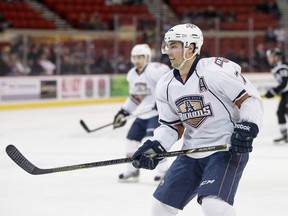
[0,98,287,216]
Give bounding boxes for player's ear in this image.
[188,43,195,56]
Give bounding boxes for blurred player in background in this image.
[113,43,171,182]
[132,24,263,216]
[265,47,288,144]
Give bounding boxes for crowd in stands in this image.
[180,5,237,30]
[0,35,136,76]
[0,0,286,76]
[255,0,281,19]
[77,12,108,30]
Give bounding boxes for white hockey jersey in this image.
[122,62,170,119]
[270,61,288,93]
[153,57,263,158]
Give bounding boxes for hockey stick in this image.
[79,120,112,133]
[80,108,154,133]
[6,144,227,175]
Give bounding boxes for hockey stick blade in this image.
[80,108,154,133]
[6,144,133,175]
[79,119,112,133]
[6,144,227,175]
[79,119,91,132]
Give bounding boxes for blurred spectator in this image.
[39,53,56,75]
[234,48,250,72]
[60,54,75,74]
[91,49,113,74]
[203,5,217,19]
[267,1,281,19]
[72,57,86,74]
[27,43,42,63]
[41,45,56,64]
[264,26,277,42]
[253,43,269,72]
[181,10,193,23]
[225,48,237,62]
[111,0,123,5]
[28,58,45,76]
[225,11,236,23]
[256,0,269,13]
[122,0,134,5]
[273,24,286,45]
[0,52,11,76]
[0,13,10,32]
[10,53,30,76]
[78,13,89,29]
[202,5,224,29]
[88,12,108,30]
[116,54,132,74]
[10,35,24,56]
[142,23,156,44]
[256,0,281,19]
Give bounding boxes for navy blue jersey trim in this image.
[173,57,200,84]
[158,121,180,134]
[166,75,174,102]
[232,90,246,103]
[159,118,182,125]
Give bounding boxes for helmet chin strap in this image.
[174,49,196,70]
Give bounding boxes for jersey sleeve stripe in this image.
[130,95,141,105]
[159,118,182,125]
[233,90,250,108]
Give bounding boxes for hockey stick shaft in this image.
[6,144,227,175]
[80,108,154,133]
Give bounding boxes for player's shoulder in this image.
[126,66,137,79]
[197,57,240,70]
[272,62,288,72]
[156,68,174,89]
[197,57,241,76]
[147,62,171,72]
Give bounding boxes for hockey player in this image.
[264,47,288,144]
[113,43,171,181]
[132,24,263,216]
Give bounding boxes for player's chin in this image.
[170,62,178,68]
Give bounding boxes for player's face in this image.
[267,55,277,66]
[165,41,184,68]
[132,55,146,70]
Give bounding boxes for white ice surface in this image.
[0,98,287,216]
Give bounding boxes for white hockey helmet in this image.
[130,44,152,65]
[266,47,283,66]
[266,47,283,57]
[162,23,203,56]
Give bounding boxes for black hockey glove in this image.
[230,122,259,154]
[265,89,276,98]
[113,109,130,129]
[132,140,166,170]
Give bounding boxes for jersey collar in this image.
[135,64,147,75]
[173,57,200,84]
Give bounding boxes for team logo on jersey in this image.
[175,95,213,128]
[132,82,151,96]
[131,82,151,104]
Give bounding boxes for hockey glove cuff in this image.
[132,140,166,170]
[265,88,276,98]
[230,121,259,154]
[113,109,130,129]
